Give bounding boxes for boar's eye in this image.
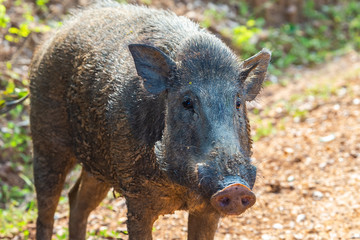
[182,97,194,110]
[236,100,241,110]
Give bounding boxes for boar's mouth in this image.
[155,140,257,216]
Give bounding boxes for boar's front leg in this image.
[68,169,111,240]
[188,208,221,240]
[126,197,162,240]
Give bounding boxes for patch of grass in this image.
[200,7,227,29]
[252,117,275,141]
[0,182,33,206]
[2,0,52,43]
[291,108,309,122]
[0,200,36,239]
[54,227,68,240]
[0,1,9,28]
[289,94,303,103]
[227,19,262,59]
[305,84,338,100]
[1,105,31,151]
[87,228,126,239]
[216,0,360,74]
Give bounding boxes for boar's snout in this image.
[197,162,257,215]
[210,183,256,215]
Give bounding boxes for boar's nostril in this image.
[241,197,250,207]
[210,183,256,215]
[219,197,231,207]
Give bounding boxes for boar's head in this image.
[129,34,270,215]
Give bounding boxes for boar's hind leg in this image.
[34,153,76,240]
[188,209,220,240]
[68,168,110,240]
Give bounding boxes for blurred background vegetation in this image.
[0,0,359,238]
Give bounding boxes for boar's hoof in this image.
[210,183,256,215]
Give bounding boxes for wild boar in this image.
[29,2,271,239]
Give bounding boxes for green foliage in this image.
[252,118,275,141]
[0,1,10,28]
[1,106,30,151]
[0,67,29,162]
[0,1,57,238]
[36,0,49,12]
[222,0,360,73]
[55,228,69,240]
[0,182,33,206]
[224,19,262,59]
[0,65,30,163]
[0,199,36,239]
[87,228,127,239]
[305,84,337,100]
[2,0,52,43]
[200,8,226,29]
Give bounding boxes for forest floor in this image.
[1,0,360,239]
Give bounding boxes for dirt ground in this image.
[1,0,360,239]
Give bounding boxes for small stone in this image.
[294,233,304,239]
[315,223,324,230]
[294,116,301,123]
[261,234,273,240]
[353,98,360,105]
[312,191,324,200]
[284,147,294,154]
[330,232,338,238]
[289,221,295,229]
[99,226,107,231]
[224,234,232,240]
[273,223,283,229]
[308,95,315,101]
[296,214,306,222]
[319,162,327,169]
[305,157,312,164]
[269,74,278,84]
[319,134,336,143]
[287,176,295,182]
[276,107,283,113]
[351,233,360,239]
[333,104,340,111]
[338,87,347,97]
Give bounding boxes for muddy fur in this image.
[30,1,270,239]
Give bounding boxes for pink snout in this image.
[210,183,256,215]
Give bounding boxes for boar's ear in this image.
[129,44,176,94]
[240,49,271,101]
